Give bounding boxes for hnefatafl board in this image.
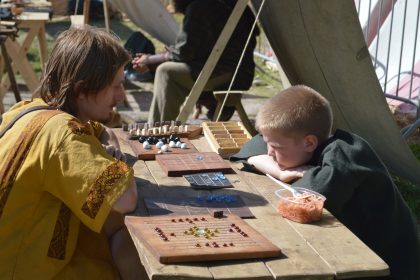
[125,214,282,263]
[155,152,234,176]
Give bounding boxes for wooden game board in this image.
[202,122,252,158]
[125,214,282,263]
[155,152,234,176]
[127,137,198,160]
[144,195,254,218]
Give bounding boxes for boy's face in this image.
[76,66,126,123]
[262,129,316,170]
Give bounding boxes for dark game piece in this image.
[213,210,224,218]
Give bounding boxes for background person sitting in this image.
[132,0,259,123]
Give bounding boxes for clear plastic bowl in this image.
[275,187,326,224]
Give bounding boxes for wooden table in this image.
[0,12,49,113]
[115,129,389,280]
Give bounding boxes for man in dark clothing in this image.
[132,0,258,123]
[231,85,420,280]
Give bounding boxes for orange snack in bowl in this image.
[275,188,326,223]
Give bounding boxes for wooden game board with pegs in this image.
[128,137,198,160]
[202,122,252,158]
[155,152,234,176]
[125,214,282,263]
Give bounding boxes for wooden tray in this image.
[155,152,234,176]
[125,214,282,264]
[202,122,252,158]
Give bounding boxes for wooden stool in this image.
[213,91,257,136]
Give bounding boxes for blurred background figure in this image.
[132,0,259,123]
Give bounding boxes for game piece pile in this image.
[138,134,189,152]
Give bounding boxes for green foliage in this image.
[394,143,420,223]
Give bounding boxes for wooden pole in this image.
[83,0,90,25]
[103,0,110,32]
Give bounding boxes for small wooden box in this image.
[202,122,252,158]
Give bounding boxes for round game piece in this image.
[138,136,146,143]
[143,141,151,149]
[174,137,180,142]
[169,141,176,148]
[176,141,182,148]
[180,143,188,149]
[156,141,164,149]
[160,137,167,144]
[160,144,168,152]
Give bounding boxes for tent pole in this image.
[176,0,249,123]
[103,0,110,32]
[83,0,91,25]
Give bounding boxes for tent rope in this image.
[74,0,80,15]
[215,0,267,121]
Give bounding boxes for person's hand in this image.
[103,144,127,162]
[132,53,150,74]
[278,165,313,183]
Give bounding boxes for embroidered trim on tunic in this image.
[47,203,71,260]
[68,119,92,135]
[0,110,62,218]
[81,161,130,219]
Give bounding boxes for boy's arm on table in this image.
[247,154,312,183]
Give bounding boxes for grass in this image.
[20,16,420,222]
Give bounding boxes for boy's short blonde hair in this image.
[256,85,333,143]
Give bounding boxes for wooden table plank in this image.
[118,130,215,279]
[218,162,334,280]
[238,170,389,279]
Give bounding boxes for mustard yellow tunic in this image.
[0,99,133,279]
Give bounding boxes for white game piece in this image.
[173,126,178,133]
[176,141,182,148]
[184,125,189,132]
[142,141,151,149]
[157,150,163,154]
[156,141,164,149]
[153,127,159,135]
[163,125,168,134]
[178,125,183,133]
[136,128,141,136]
[148,128,153,135]
[141,128,146,136]
[169,141,176,148]
[160,144,169,152]
[180,143,188,149]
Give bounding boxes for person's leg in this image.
[149,61,235,123]
[148,62,194,123]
